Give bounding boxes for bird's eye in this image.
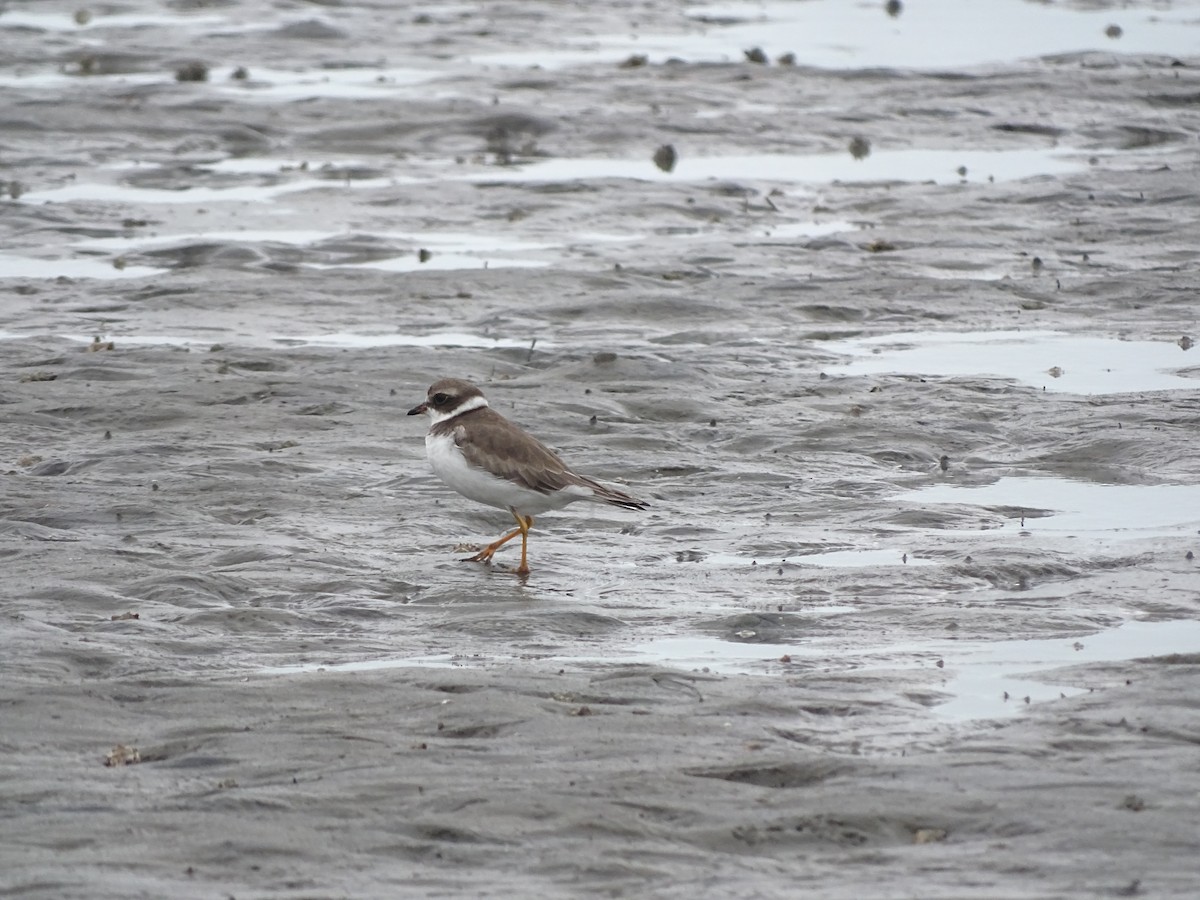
[432,393,450,405]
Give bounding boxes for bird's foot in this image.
[451,541,495,563]
[460,525,523,565]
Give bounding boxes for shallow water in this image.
[828,331,1199,394]
[253,611,1200,724]
[455,147,1096,185]
[922,618,1200,720]
[475,0,1200,69]
[4,146,1098,281]
[0,253,166,280]
[612,618,1200,720]
[898,477,1200,538]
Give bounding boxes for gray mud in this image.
[3,1,1200,898]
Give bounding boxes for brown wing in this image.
[449,408,648,509]
[452,407,578,495]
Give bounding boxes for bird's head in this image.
[407,378,489,424]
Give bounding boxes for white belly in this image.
[425,432,590,516]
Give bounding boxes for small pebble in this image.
[848,136,871,160]
[653,144,677,173]
[175,61,209,82]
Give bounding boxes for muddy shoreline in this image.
[3,1,1200,897]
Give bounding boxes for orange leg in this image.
[514,513,533,576]
[463,511,535,574]
[463,526,521,563]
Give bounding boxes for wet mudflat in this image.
[2,1,1200,897]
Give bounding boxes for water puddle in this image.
[322,253,549,273]
[897,477,1200,540]
[72,230,344,253]
[827,330,1198,394]
[307,232,556,273]
[626,618,1200,721]
[474,0,1200,70]
[0,253,166,281]
[460,147,1092,186]
[701,548,935,568]
[276,332,539,350]
[260,654,458,676]
[212,65,442,102]
[17,174,404,206]
[16,158,418,207]
[67,228,556,274]
[202,158,350,176]
[17,146,1092,212]
[0,70,167,90]
[761,220,858,240]
[45,331,537,351]
[256,617,1200,724]
[17,180,324,206]
[0,66,442,99]
[0,9,227,31]
[900,618,1200,721]
[10,210,836,279]
[619,635,825,675]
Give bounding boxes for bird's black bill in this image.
[407,403,428,416]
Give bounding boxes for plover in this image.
[407,378,648,576]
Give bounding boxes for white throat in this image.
[428,393,488,426]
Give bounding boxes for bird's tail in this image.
[573,475,649,510]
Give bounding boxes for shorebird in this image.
[407,378,648,576]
